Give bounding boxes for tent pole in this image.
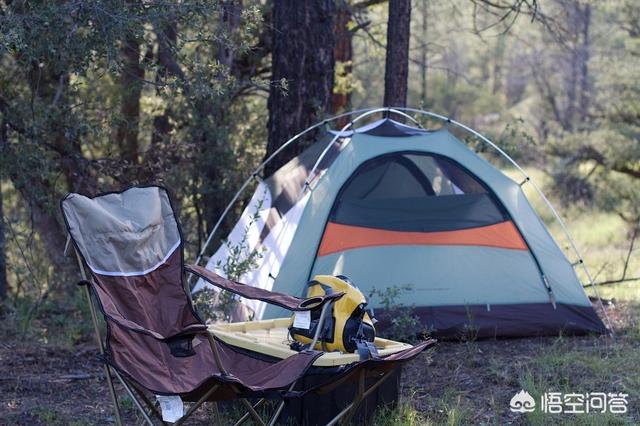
[188,108,378,286]
[304,108,418,188]
[191,105,611,334]
[189,107,419,287]
[394,107,613,334]
[525,178,614,334]
[260,108,403,292]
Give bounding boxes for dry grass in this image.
[380,298,639,425]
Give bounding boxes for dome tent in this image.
[192,108,608,338]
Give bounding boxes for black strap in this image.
[356,341,379,360]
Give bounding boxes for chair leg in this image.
[342,370,366,425]
[239,397,266,426]
[325,370,394,426]
[267,301,334,426]
[126,377,219,426]
[173,384,219,426]
[129,382,166,424]
[112,369,156,426]
[213,402,222,425]
[75,251,124,425]
[205,336,266,426]
[267,395,288,426]
[103,364,124,426]
[233,399,266,426]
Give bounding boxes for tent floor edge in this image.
[374,302,607,340]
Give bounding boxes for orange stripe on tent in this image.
[317,221,528,256]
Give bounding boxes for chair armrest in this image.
[185,265,343,311]
[79,280,207,340]
[104,309,207,341]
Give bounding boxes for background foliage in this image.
[0,0,638,337]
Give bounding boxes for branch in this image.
[353,17,386,49]
[407,58,479,86]
[587,223,639,288]
[590,277,640,287]
[351,0,388,10]
[0,96,26,134]
[622,224,639,280]
[615,164,640,179]
[528,55,567,129]
[470,0,539,35]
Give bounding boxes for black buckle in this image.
[166,335,196,357]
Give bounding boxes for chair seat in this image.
[106,322,322,396]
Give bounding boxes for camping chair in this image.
[61,185,434,425]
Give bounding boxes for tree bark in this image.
[565,46,578,130]
[0,118,6,300]
[147,17,181,173]
[492,36,505,95]
[0,184,5,301]
[419,0,428,105]
[577,3,591,123]
[18,53,95,284]
[562,1,591,131]
[332,3,353,128]
[201,0,244,233]
[383,0,411,111]
[114,33,144,165]
[265,0,336,175]
[217,1,243,70]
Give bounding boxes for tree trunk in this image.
[114,33,144,165]
[0,184,5,301]
[332,3,353,128]
[265,0,336,176]
[200,0,244,234]
[217,1,243,70]
[383,0,411,112]
[22,59,94,285]
[419,0,428,106]
[578,3,591,123]
[565,49,578,130]
[0,119,6,300]
[146,18,182,178]
[561,1,591,131]
[492,36,505,95]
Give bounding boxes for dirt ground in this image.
[1,302,638,425]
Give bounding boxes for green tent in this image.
[193,108,608,338]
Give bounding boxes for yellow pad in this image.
[209,318,410,367]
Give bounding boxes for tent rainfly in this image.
[192,108,609,338]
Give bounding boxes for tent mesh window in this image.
[330,152,510,233]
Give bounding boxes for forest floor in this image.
[0,293,638,426]
[398,297,640,425]
[2,182,638,425]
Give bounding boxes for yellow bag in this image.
[290,275,375,353]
